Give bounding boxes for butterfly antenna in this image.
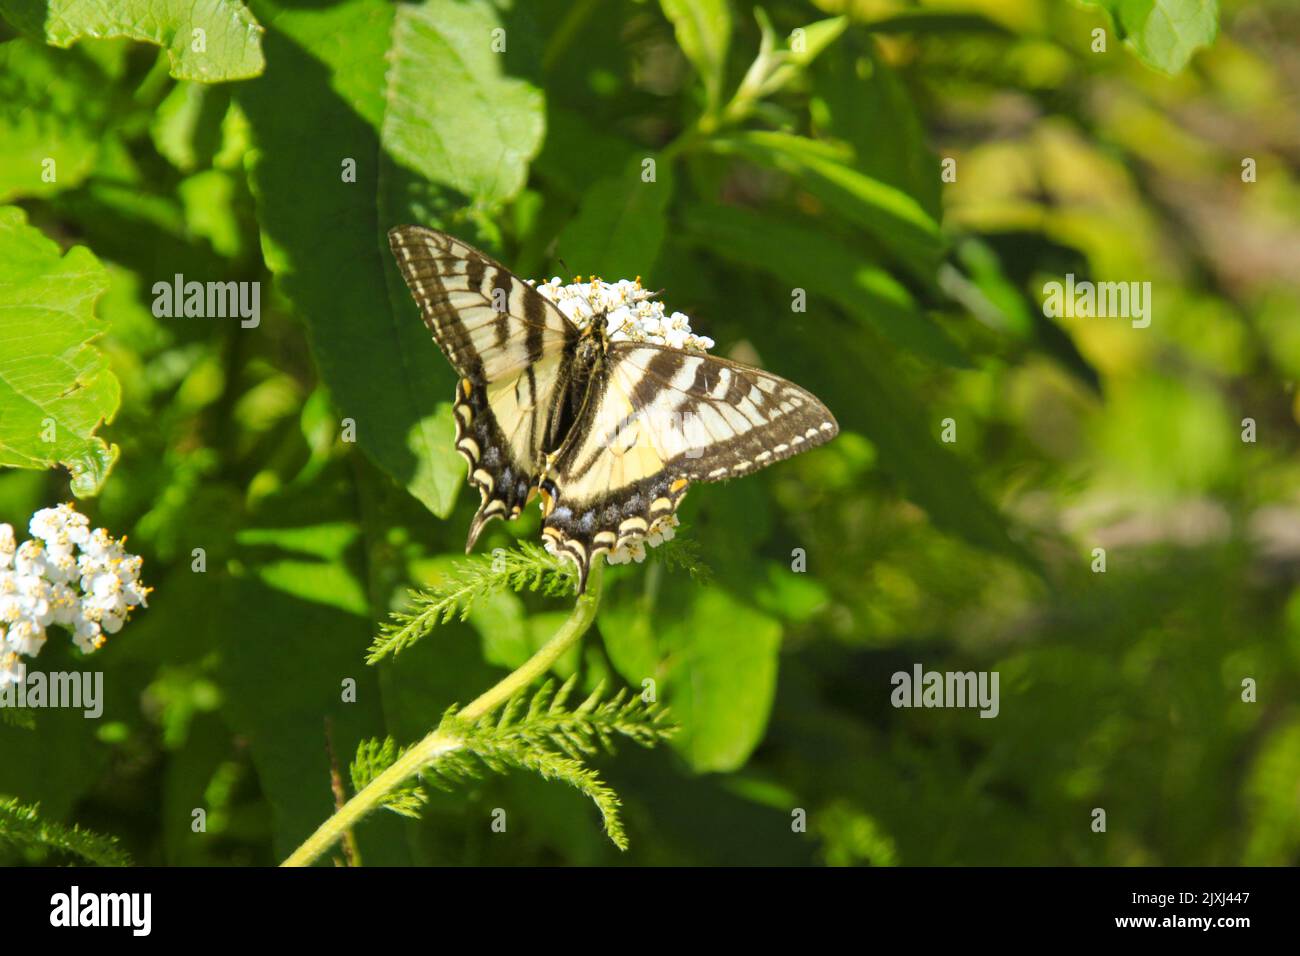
[571,273,607,333]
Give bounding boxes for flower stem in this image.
[280,561,606,867]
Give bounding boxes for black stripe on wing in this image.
[388,226,575,385]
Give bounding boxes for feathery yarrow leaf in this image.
[0,797,130,866]
[366,679,676,849]
[367,543,575,663]
[350,737,429,819]
[656,534,714,585]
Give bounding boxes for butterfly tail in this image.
[465,502,502,553]
[571,553,592,594]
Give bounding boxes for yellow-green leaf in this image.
[0,206,120,495]
[0,0,266,81]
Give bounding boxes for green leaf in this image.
[812,41,941,221]
[556,158,675,280]
[1084,0,1219,75]
[780,317,1029,565]
[0,40,112,201]
[534,107,640,201]
[151,82,231,173]
[383,0,545,204]
[683,209,1030,565]
[0,206,120,495]
[0,0,266,81]
[351,737,428,818]
[235,522,359,559]
[417,679,677,850]
[660,0,731,113]
[787,16,849,67]
[236,0,465,518]
[375,544,574,662]
[0,797,130,866]
[253,561,369,617]
[601,587,781,773]
[706,130,944,282]
[214,572,409,862]
[680,203,966,366]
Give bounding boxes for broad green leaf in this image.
[235,522,359,559]
[660,0,731,113]
[0,40,111,201]
[472,591,577,675]
[250,560,369,617]
[680,203,966,366]
[471,589,531,670]
[602,586,781,773]
[0,0,266,81]
[236,0,468,518]
[214,572,409,862]
[1083,0,1218,75]
[151,82,230,173]
[0,206,120,495]
[556,159,675,280]
[234,523,368,615]
[178,170,245,259]
[812,41,941,221]
[383,0,545,204]
[706,130,944,282]
[534,107,640,201]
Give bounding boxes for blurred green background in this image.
[1,0,1298,866]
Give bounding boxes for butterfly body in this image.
[389,226,839,590]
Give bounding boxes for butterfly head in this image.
[576,312,610,362]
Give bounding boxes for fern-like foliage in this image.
[350,738,428,819]
[657,535,714,585]
[0,797,131,866]
[353,676,677,850]
[368,543,575,663]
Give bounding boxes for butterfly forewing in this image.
[540,344,839,587]
[389,226,579,547]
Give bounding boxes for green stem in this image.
[281,562,606,867]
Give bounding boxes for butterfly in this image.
[389,226,839,591]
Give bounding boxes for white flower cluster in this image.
[530,276,716,353]
[605,515,679,565]
[531,275,703,567]
[0,504,149,686]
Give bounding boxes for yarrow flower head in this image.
[530,276,716,353]
[0,504,149,686]
[529,276,701,568]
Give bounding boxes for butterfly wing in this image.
[389,226,578,548]
[540,343,838,588]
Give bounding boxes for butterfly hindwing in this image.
[540,344,839,588]
[389,226,578,547]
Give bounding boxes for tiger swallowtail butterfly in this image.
[389,226,839,591]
